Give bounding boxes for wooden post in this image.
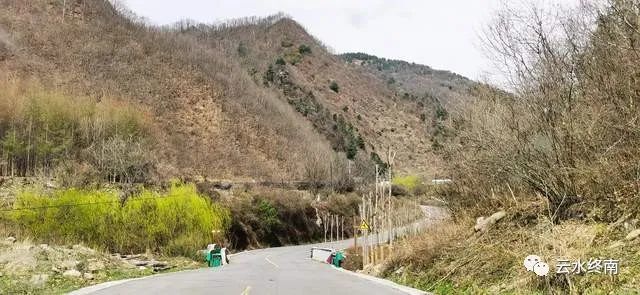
[323,214,328,243]
[62,0,66,23]
[336,215,339,241]
[330,214,334,242]
[359,200,366,266]
[387,148,395,246]
[341,216,344,240]
[353,216,358,249]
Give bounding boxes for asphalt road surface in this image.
[71,206,448,295]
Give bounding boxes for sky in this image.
[120,0,504,81]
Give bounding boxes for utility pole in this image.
[330,214,334,242]
[353,216,358,249]
[329,161,333,192]
[323,214,328,243]
[337,215,340,240]
[62,0,66,23]
[387,148,396,246]
[341,216,344,240]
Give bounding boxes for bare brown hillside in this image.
[0,0,475,181]
[0,1,333,181]
[196,16,465,177]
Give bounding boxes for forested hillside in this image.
[0,1,478,184]
[340,52,478,152]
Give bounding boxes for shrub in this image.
[392,175,421,191]
[370,152,388,176]
[329,81,340,93]
[257,199,279,229]
[275,57,286,66]
[0,79,153,183]
[225,188,321,249]
[284,51,303,65]
[263,65,276,85]
[237,43,248,57]
[8,182,230,257]
[298,44,312,55]
[392,175,428,196]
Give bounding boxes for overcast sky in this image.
[121,0,504,81]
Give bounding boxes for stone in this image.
[130,259,149,266]
[5,237,16,243]
[625,229,640,241]
[123,254,142,260]
[153,265,172,272]
[213,182,233,190]
[608,241,625,249]
[87,261,105,272]
[30,274,49,287]
[51,266,61,274]
[138,266,147,271]
[474,211,507,232]
[62,269,82,278]
[150,260,168,268]
[60,260,80,270]
[72,244,96,255]
[83,272,94,280]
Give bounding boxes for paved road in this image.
[71,206,448,295]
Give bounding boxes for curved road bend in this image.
[71,206,448,295]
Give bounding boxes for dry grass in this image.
[388,222,468,269]
[385,203,640,294]
[0,239,201,294]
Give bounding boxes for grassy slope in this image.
[383,204,640,294]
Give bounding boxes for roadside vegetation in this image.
[223,188,360,249]
[0,239,201,294]
[5,182,230,258]
[379,0,640,293]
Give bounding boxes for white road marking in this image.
[265,256,279,268]
[241,286,252,295]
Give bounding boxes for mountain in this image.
[0,0,477,182]
[339,52,475,105]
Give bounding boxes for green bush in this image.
[257,199,279,229]
[284,51,303,65]
[225,189,321,249]
[298,44,312,55]
[8,182,230,257]
[330,81,340,93]
[392,175,421,191]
